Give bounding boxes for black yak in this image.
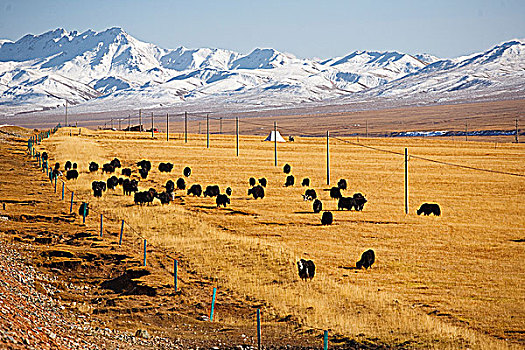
[65,169,78,180]
[338,193,367,211]
[297,259,315,281]
[176,178,186,190]
[107,176,119,190]
[313,199,322,213]
[121,168,132,177]
[139,167,149,179]
[330,187,342,199]
[249,177,256,187]
[187,184,202,197]
[183,166,191,177]
[248,185,265,199]
[216,194,230,207]
[283,164,291,174]
[356,249,375,269]
[137,160,151,171]
[159,162,174,173]
[258,178,267,187]
[110,158,121,168]
[301,178,310,187]
[337,179,347,190]
[89,161,99,172]
[417,203,441,216]
[65,161,72,171]
[156,191,171,205]
[92,181,106,198]
[102,163,115,174]
[284,175,295,187]
[226,187,232,196]
[122,179,138,196]
[204,185,220,197]
[321,211,333,225]
[165,180,175,193]
[303,189,317,201]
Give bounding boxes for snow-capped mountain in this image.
[0,27,523,117]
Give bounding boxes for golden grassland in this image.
[39,127,524,349]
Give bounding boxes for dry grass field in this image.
[37,127,524,349]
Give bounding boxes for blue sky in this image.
[1,0,524,59]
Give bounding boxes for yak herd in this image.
[50,155,440,282]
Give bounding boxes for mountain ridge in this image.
[0,27,523,116]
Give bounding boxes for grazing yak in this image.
[65,169,79,180]
[297,259,315,281]
[176,178,186,190]
[330,187,342,199]
[92,181,106,198]
[165,180,175,193]
[226,187,232,196]
[248,185,265,199]
[417,203,441,216]
[64,161,72,171]
[107,176,119,190]
[302,189,317,201]
[321,211,333,225]
[187,184,202,197]
[301,178,310,187]
[204,185,220,198]
[313,199,322,213]
[139,168,149,179]
[216,194,230,207]
[137,160,152,172]
[72,163,77,169]
[159,162,174,173]
[102,163,115,174]
[249,177,256,187]
[156,191,171,205]
[337,179,347,190]
[41,152,48,161]
[78,202,89,217]
[89,162,99,172]
[283,164,291,174]
[284,175,295,187]
[122,179,138,196]
[356,249,375,269]
[110,158,121,169]
[121,168,132,177]
[338,193,367,211]
[183,166,191,177]
[134,189,157,205]
[258,178,267,187]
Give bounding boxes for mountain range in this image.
[0,27,523,117]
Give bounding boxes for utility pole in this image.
[366,120,368,138]
[166,113,169,141]
[111,118,113,129]
[326,130,330,185]
[274,122,277,166]
[139,109,142,132]
[184,111,188,143]
[465,121,468,141]
[206,114,209,148]
[236,117,239,157]
[405,148,409,215]
[65,100,68,127]
[128,114,130,130]
[516,118,520,143]
[118,119,121,130]
[151,112,154,138]
[220,117,222,134]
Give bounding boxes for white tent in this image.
[263,130,286,142]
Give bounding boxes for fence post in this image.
[174,259,178,292]
[166,113,169,141]
[206,114,209,148]
[61,181,64,200]
[143,239,147,266]
[151,112,154,138]
[274,122,277,166]
[210,287,217,321]
[405,148,408,215]
[119,220,124,246]
[326,130,330,185]
[139,109,142,132]
[236,117,239,157]
[70,191,74,213]
[100,214,103,237]
[184,111,188,143]
[516,118,519,143]
[324,330,328,350]
[54,175,57,192]
[257,308,261,350]
[82,202,87,224]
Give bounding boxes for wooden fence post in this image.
[70,191,74,213]
[143,239,147,266]
[174,259,178,291]
[119,220,124,246]
[210,287,217,321]
[257,308,261,350]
